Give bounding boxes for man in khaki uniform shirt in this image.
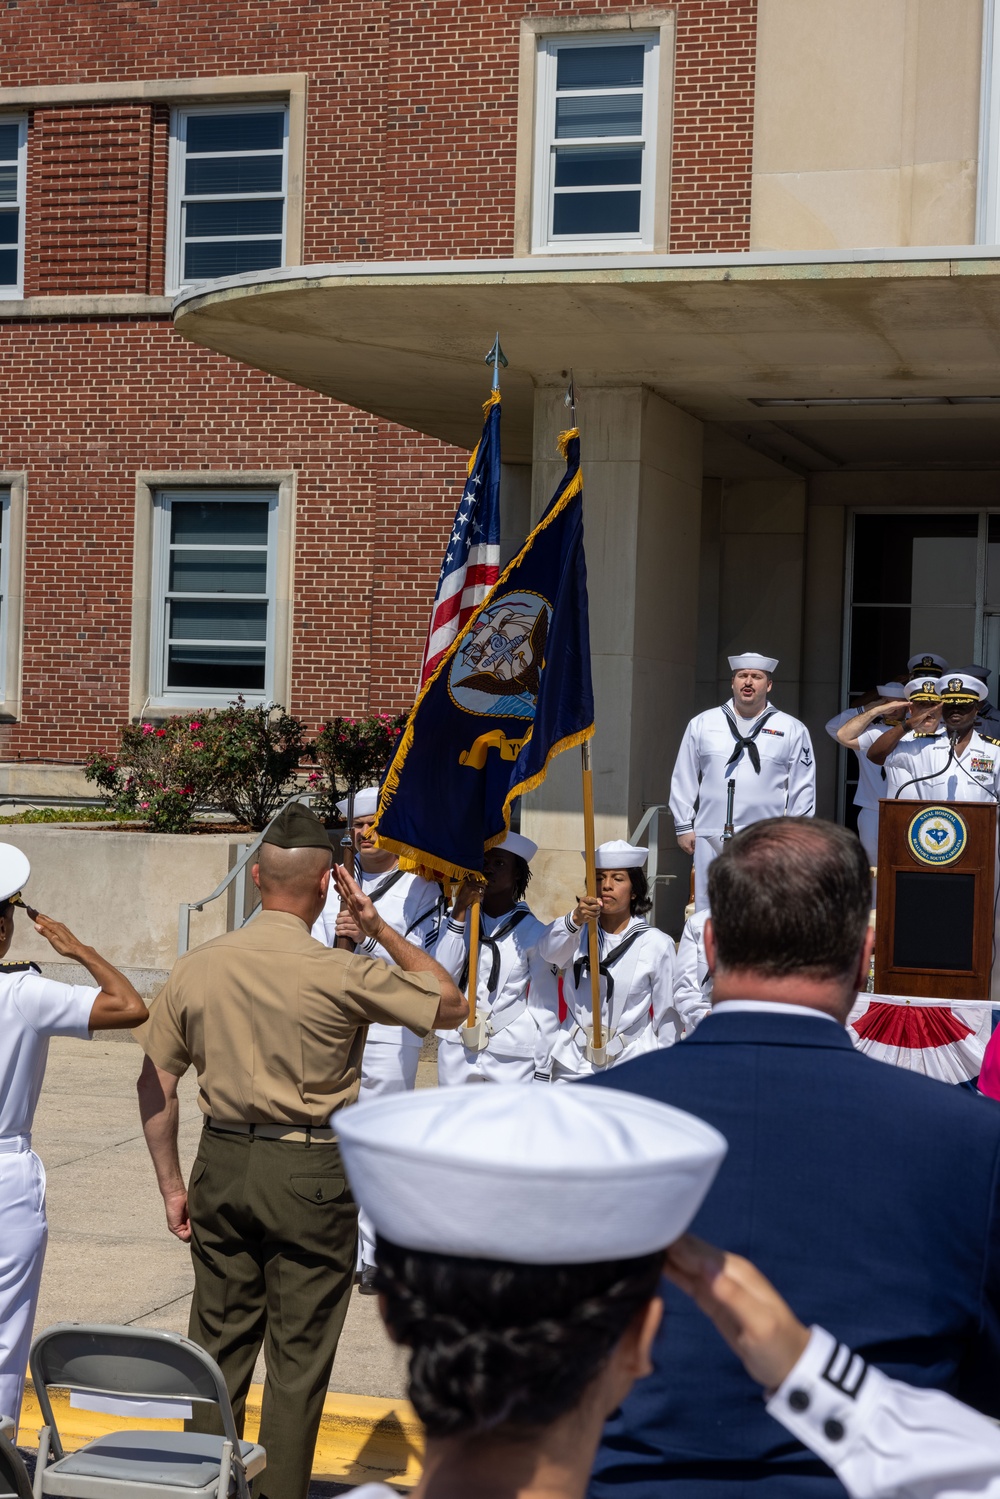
[135,802,466,1499]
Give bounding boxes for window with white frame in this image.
[0,118,26,296]
[532,34,658,252]
[168,104,287,291]
[150,489,277,706]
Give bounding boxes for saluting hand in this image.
[332,863,384,942]
[664,1234,810,1392]
[32,912,87,961]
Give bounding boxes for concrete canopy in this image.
[172,247,1000,468]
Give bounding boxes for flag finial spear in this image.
[565,371,577,425]
[485,333,508,391]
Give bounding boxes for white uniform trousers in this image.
[693,834,723,912]
[436,1040,536,1086]
[0,1141,47,1424]
[857,807,879,868]
[356,1042,420,1267]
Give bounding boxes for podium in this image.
[874,799,997,999]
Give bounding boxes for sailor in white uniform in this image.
[881,675,1000,803]
[537,840,682,1078]
[826,682,908,865]
[670,653,816,911]
[434,832,558,1085]
[0,845,147,1423]
[311,785,443,1286]
[674,907,712,1033]
[333,1087,1000,1499]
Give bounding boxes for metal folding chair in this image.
[27,1325,265,1499]
[0,1416,32,1499]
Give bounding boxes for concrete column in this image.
[801,499,847,818]
[716,477,808,713]
[520,385,703,931]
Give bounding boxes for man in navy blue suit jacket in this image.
[586,816,1000,1499]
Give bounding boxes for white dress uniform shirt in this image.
[0,964,98,1422]
[312,860,442,1269]
[882,727,1000,802]
[670,702,816,911]
[673,909,712,1034]
[825,709,891,865]
[537,915,681,1078]
[769,1322,1000,1499]
[433,904,558,1084]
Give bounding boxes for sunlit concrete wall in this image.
[751,0,982,249]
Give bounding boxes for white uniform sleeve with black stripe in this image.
[768,1325,1000,1498]
[784,720,816,818]
[669,717,702,835]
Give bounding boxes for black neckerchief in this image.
[461,907,532,994]
[573,926,646,1004]
[355,858,406,906]
[721,704,776,774]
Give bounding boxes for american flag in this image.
[420,390,502,684]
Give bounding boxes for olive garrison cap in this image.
[261,801,333,851]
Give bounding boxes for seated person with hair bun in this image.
[335,1082,1000,1499]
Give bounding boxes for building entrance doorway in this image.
[842,511,1000,820]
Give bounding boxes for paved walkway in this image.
[32,1033,413,1400]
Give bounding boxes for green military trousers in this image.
[186,1125,358,1499]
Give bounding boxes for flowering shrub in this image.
[310,712,407,822]
[85,698,311,832]
[85,714,221,833]
[204,698,311,829]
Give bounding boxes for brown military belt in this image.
[205,1118,338,1144]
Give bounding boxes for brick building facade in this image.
[0,0,758,768]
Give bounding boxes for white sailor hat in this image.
[496,831,537,862]
[335,786,380,820]
[876,681,907,697]
[728,653,778,674]
[0,844,30,905]
[337,1084,727,1264]
[904,678,943,704]
[585,839,648,870]
[907,652,949,677]
[936,673,988,704]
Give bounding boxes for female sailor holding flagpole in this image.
[537,840,683,1079]
[433,832,558,1084]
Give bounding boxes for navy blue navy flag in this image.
[374,427,594,881]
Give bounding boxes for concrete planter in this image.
[0,825,251,982]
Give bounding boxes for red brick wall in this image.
[25,106,158,297]
[0,319,465,760]
[1,0,757,762]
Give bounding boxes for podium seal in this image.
[907,806,968,866]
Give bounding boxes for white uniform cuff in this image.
[564,914,580,934]
[767,1325,882,1466]
[674,822,694,834]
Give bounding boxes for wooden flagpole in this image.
[581,741,603,1053]
[466,900,480,1029]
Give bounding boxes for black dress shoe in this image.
[358,1263,378,1294]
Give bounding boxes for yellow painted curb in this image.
[17,1381,424,1489]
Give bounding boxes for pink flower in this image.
[189,721,202,731]
[140,801,149,809]
[141,723,154,735]
[191,741,204,749]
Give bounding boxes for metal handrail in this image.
[628,804,675,925]
[177,792,318,956]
